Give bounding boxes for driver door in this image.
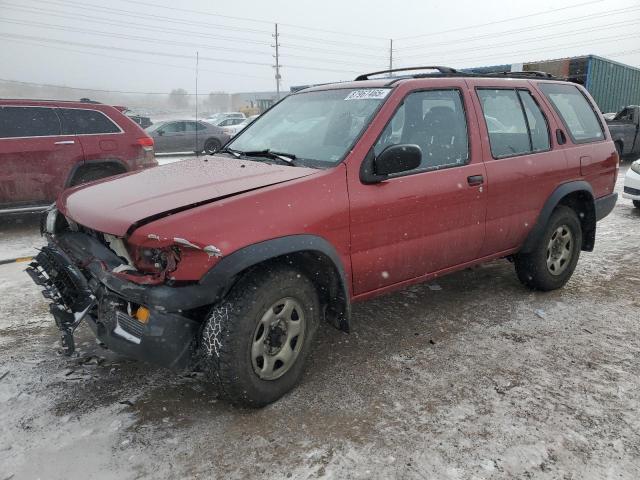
[156,121,185,152]
[347,84,487,295]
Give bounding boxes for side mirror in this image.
[375,144,422,175]
[157,130,164,136]
[360,144,422,184]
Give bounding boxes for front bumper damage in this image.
[26,232,202,369]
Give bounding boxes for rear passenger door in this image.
[59,108,124,167]
[0,106,84,206]
[348,85,488,294]
[469,81,565,256]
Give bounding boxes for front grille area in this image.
[28,246,93,312]
[624,186,640,196]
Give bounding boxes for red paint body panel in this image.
[59,157,318,236]
[0,99,156,209]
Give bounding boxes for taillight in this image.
[137,136,154,148]
[136,136,156,166]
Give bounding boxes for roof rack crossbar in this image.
[355,66,457,81]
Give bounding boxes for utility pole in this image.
[273,23,281,99]
[389,39,393,71]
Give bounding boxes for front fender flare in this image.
[201,235,351,331]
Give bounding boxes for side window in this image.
[184,121,204,132]
[519,91,551,152]
[538,83,604,143]
[373,89,469,171]
[60,109,120,135]
[161,122,184,133]
[0,107,61,138]
[477,89,530,158]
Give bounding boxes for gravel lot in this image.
[1,165,639,480]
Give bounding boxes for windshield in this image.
[227,88,390,165]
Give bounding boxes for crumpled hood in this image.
[58,156,317,236]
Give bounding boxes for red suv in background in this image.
[28,67,618,407]
[0,99,157,214]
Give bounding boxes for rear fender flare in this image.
[520,181,595,253]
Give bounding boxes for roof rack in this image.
[355,66,457,81]
[482,70,557,79]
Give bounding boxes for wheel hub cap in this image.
[546,225,573,276]
[251,297,305,380]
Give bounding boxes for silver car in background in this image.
[145,120,230,154]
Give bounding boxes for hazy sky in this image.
[1,0,639,95]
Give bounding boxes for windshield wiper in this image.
[217,147,242,158]
[238,149,297,165]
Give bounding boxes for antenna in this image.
[195,50,199,156]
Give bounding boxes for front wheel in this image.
[515,205,582,291]
[198,266,320,407]
[633,200,640,209]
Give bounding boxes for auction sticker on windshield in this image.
[344,89,390,100]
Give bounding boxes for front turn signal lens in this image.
[135,306,150,324]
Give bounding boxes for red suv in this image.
[0,99,156,214]
[27,67,618,406]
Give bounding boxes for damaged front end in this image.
[26,207,216,368]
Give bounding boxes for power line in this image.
[15,0,389,56]
[395,19,639,61]
[0,33,364,75]
[397,32,640,68]
[0,78,198,95]
[105,0,388,40]
[396,0,603,40]
[395,4,640,51]
[1,37,272,80]
[0,18,273,54]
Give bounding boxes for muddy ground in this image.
[1,166,639,479]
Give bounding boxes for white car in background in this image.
[623,159,640,209]
[207,112,245,124]
[221,114,260,137]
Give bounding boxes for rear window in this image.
[538,83,604,143]
[60,108,121,135]
[0,106,61,138]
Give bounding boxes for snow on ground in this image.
[0,165,639,479]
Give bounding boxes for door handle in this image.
[467,175,484,186]
[54,140,75,145]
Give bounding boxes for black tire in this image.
[69,166,122,186]
[615,142,623,162]
[514,205,582,291]
[198,265,320,407]
[204,138,221,155]
[633,200,640,209]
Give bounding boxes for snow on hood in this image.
[58,156,317,236]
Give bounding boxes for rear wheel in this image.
[198,265,320,407]
[515,205,582,291]
[615,142,623,162]
[204,138,221,155]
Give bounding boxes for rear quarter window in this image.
[538,83,604,144]
[0,106,61,138]
[60,108,121,135]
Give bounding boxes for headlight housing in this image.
[631,160,640,175]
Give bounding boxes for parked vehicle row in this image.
[0,99,157,214]
[27,66,618,407]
